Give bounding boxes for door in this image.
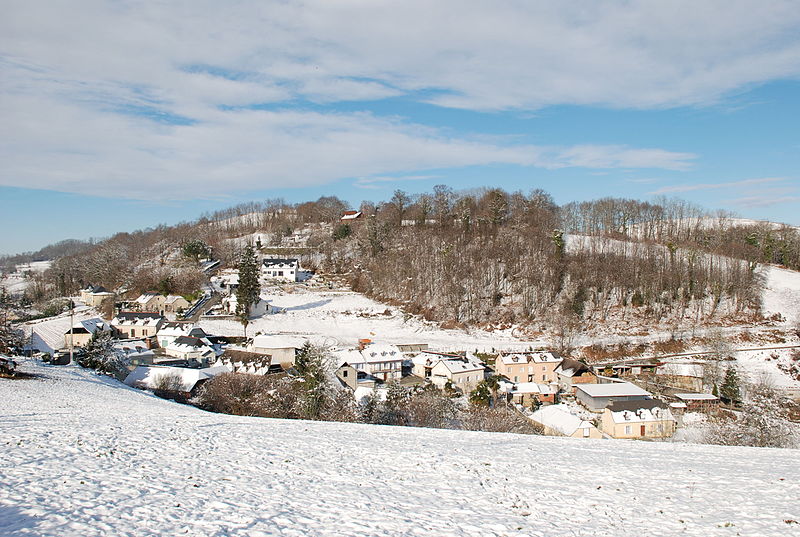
[640,425,646,436]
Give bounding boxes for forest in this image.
[6,187,799,333]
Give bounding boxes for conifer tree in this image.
[720,366,741,406]
[235,245,260,338]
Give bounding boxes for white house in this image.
[430,355,486,393]
[156,322,205,348]
[221,295,270,318]
[165,336,217,364]
[410,351,462,378]
[261,258,299,282]
[333,343,404,383]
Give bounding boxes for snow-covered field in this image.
[199,287,542,353]
[1,362,799,537]
[762,264,800,326]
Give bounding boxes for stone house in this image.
[494,351,561,384]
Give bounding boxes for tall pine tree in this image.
[720,366,741,406]
[235,244,260,338]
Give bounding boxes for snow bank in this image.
[1,362,798,536]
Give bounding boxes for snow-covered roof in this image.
[252,334,305,350]
[501,382,556,395]
[123,365,227,391]
[167,336,215,354]
[496,351,561,366]
[436,357,484,374]
[576,382,651,398]
[112,312,163,326]
[262,258,299,269]
[135,293,160,304]
[65,318,108,335]
[607,401,674,424]
[341,211,362,220]
[335,344,404,367]
[658,363,705,378]
[157,322,196,337]
[675,393,719,401]
[530,404,596,436]
[164,295,187,305]
[21,310,97,353]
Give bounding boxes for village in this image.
[9,239,736,443]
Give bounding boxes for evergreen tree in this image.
[720,366,741,406]
[235,245,260,338]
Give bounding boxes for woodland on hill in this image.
[7,187,799,333]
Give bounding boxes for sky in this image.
[1,1,800,256]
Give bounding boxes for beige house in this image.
[251,335,305,367]
[430,356,486,394]
[494,351,561,384]
[163,295,190,316]
[79,285,115,308]
[530,404,602,439]
[111,312,164,339]
[64,318,110,348]
[601,400,676,439]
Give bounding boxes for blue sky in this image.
[2,1,800,255]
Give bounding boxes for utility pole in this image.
[69,299,75,365]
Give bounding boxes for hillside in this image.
[1,361,799,537]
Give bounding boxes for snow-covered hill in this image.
[1,362,798,537]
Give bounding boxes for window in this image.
[624,425,631,435]
[342,370,348,377]
[583,428,590,438]
[657,423,663,432]
[542,375,546,381]
[131,329,136,337]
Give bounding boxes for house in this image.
[340,211,363,222]
[156,322,206,349]
[163,295,190,317]
[79,285,115,307]
[333,343,405,383]
[216,268,240,290]
[555,357,598,394]
[601,400,676,439]
[165,336,217,365]
[111,312,164,340]
[499,381,557,407]
[123,364,229,396]
[336,362,378,390]
[395,343,429,353]
[216,348,280,376]
[410,351,462,378]
[113,339,155,366]
[593,361,659,378]
[657,363,705,392]
[221,295,270,317]
[493,351,562,384]
[64,318,110,349]
[23,313,97,355]
[262,258,299,282]
[674,393,720,412]
[575,382,652,412]
[250,335,306,367]
[135,292,165,312]
[430,355,486,393]
[530,404,602,439]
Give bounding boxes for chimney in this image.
[358,338,372,350]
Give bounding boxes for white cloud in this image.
[3,1,797,198]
